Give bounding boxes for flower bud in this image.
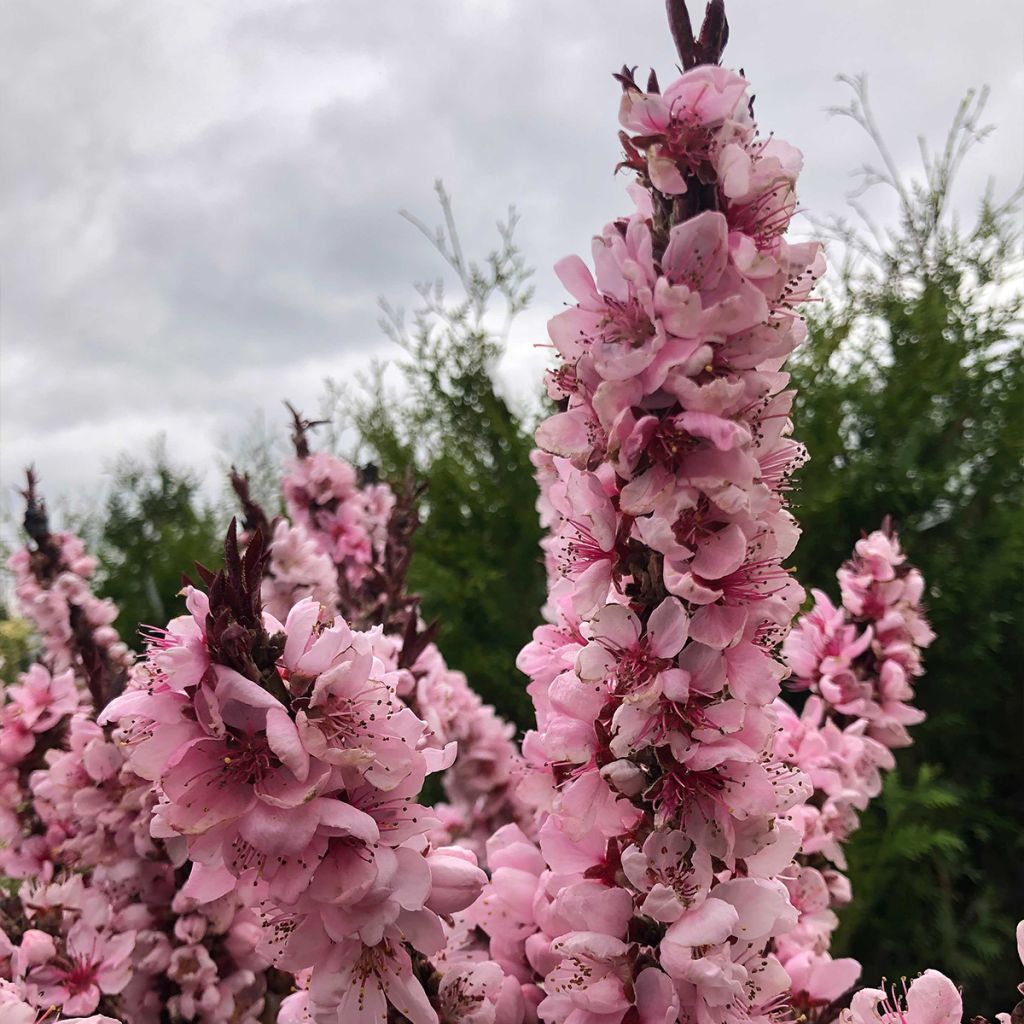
[426,846,487,914]
[600,758,645,797]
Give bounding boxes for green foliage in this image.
[342,183,545,728]
[833,765,1016,1006]
[95,438,223,647]
[0,615,34,685]
[792,79,1024,1010]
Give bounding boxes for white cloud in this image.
[2,0,1021,504]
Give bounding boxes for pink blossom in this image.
[26,921,134,1016]
[843,971,962,1024]
[426,847,489,915]
[306,932,438,1024]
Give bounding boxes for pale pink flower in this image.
[843,970,962,1024]
[307,932,438,1024]
[26,921,134,1016]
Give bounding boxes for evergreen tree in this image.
[96,438,223,644]
[791,79,1023,1010]
[344,183,544,728]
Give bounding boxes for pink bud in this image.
[174,914,208,945]
[426,846,487,914]
[17,929,56,969]
[600,758,645,797]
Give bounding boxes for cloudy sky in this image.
[2,0,1021,510]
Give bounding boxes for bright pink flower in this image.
[620,829,712,923]
[538,932,632,1024]
[784,949,861,1005]
[576,598,689,704]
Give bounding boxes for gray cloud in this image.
[2,0,1021,508]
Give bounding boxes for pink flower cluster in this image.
[2,873,266,1024]
[815,920,1020,1024]
[772,524,935,1005]
[0,665,81,778]
[1,509,271,1024]
[785,526,935,748]
[841,970,962,1024]
[277,446,533,864]
[412,645,534,863]
[100,524,496,1024]
[261,518,340,624]
[1,975,120,1024]
[7,527,130,698]
[478,52,825,1024]
[283,453,394,593]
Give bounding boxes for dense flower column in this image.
[773,524,935,1007]
[275,420,535,861]
[1,483,273,1024]
[784,522,935,746]
[492,2,830,1021]
[7,470,131,709]
[101,522,503,1024]
[281,407,396,629]
[1,475,121,879]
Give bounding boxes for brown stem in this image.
[285,401,329,459]
[665,0,698,69]
[229,466,276,543]
[665,0,728,70]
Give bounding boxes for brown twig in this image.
[229,466,277,543]
[285,401,329,460]
[665,0,728,70]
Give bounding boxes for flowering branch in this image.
[465,2,836,1019]
[11,468,130,711]
[276,415,534,861]
[2,490,274,1023]
[772,522,935,1009]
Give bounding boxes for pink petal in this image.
[676,410,751,452]
[689,604,747,649]
[554,254,599,303]
[635,967,679,1024]
[314,797,380,844]
[266,705,309,783]
[381,949,438,1024]
[663,897,738,947]
[662,211,729,290]
[182,862,238,903]
[646,597,689,659]
[692,523,747,579]
[536,410,594,462]
[239,799,321,857]
[807,957,861,1001]
[905,970,963,1024]
[725,641,783,704]
[214,667,284,712]
[283,597,320,668]
[591,603,641,650]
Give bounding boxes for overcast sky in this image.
[2,0,1021,513]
